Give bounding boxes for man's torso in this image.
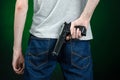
[30,0,93,40]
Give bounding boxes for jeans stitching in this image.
[28,51,49,68]
[70,40,90,69]
[71,52,90,69]
[28,51,49,56]
[27,38,50,68]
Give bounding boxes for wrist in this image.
[79,15,90,23]
[80,9,92,21]
[13,46,22,53]
[76,17,90,29]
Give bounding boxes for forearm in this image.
[80,0,100,22]
[13,0,28,52]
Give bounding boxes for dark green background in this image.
[0,0,120,80]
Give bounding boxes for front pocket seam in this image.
[28,50,49,56]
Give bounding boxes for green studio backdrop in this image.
[0,0,120,80]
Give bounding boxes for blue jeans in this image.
[24,35,93,80]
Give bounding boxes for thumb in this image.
[66,35,71,41]
[70,22,74,35]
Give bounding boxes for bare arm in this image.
[12,0,28,74]
[70,0,100,39]
[79,0,100,24]
[13,0,28,52]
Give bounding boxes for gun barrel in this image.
[52,36,65,56]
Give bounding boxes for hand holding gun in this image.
[52,22,87,56]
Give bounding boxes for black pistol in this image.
[52,22,86,56]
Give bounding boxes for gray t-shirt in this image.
[30,0,93,40]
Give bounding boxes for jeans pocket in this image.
[28,51,49,68]
[71,40,91,69]
[26,36,50,68]
[71,52,90,69]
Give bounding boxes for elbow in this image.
[96,0,100,4]
[92,0,100,4]
[98,0,100,3]
[16,1,28,12]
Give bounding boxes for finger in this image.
[66,35,71,40]
[16,68,24,74]
[66,36,70,40]
[20,70,24,74]
[19,62,25,74]
[16,70,24,75]
[20,63,25,72]
[74,27,77,39]
[75,28,79,38]
[70,23,75,39]
[78,31,81,38]
[77,28,81,38]
[72,27,76,39]
[15,63,24,74]
[13,61,24,73]
[14,66,22,72]
[12,62,21,72]
[70,23,73,35]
